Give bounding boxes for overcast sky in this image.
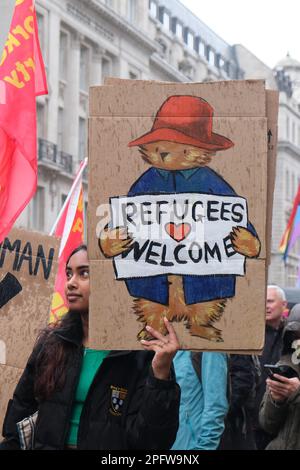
[181,0,300,68]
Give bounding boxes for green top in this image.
[67,349,110,446]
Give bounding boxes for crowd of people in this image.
[0,245,299,450]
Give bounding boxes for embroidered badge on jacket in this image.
[110,385,128,416]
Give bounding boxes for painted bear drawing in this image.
[99,95,260,342]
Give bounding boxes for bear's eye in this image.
[184,150,187,155]
[155,147,159,153]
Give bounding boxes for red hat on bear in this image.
[128,95,234,151]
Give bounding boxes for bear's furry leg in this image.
[133,298,170,340]
[184,299,227,342]
[132,275,227,342]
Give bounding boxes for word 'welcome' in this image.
[110,193,248,279]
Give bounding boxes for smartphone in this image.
[264,364,298,381]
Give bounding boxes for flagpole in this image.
[49,157,88,236]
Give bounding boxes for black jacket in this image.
[0,313,180,450]
[255,322,286,417]
[219,355,257,450]
[254,321,286,449]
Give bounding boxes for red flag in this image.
[49,176,85,323]
[0,0,47,242]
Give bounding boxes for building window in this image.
[163,12,171,30]
[101,57,111,83]
[185,30,194,50]
[78,117,87,161]
[149,0,158,18]
[199,41,206,57]
[286,169,290,200]
[172,19,183,40]
[286,116,290,140]
[208,49,215,66]
[225,61,231,76]
[32,187,45,232]
[59,31,68,81]
[159,8,171,30]
[214,53,221,68]
[57,107,64,151]
[37,103,46,139]
[80,45,89,92]
[194,37,201,54]
[36,12,46,59]
[127,0,136,22]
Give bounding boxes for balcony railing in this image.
[38,138,57,164]
[58,150,73,174]
[38,138,73,175]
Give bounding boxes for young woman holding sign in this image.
[0,245,180,450]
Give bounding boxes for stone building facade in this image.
[4,0,300,286]
[15,0,243,233]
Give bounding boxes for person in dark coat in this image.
[219,354,258,450]
[254,285,287,450]
[259,321,300,450]
[0,245,180,450]
[287,303,300,323]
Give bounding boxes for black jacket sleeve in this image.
[0,346,40,450]
[124,365,180,450]
[229,355,256,412]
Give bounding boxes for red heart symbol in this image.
[165,223,191,242]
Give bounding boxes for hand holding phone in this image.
[264,364,298,381]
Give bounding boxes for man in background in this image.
[254,285,287,449]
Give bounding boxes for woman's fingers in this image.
[145,318,179,345]
[141,339,168,348]
[164,318,180,347]
[145,324,169,344]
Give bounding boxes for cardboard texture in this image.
[88,79,278,352]
[89,79,267,117]
[0,228,59,369]
[89,259,265,351]
[89,116,268,260]
[265,90,279,266]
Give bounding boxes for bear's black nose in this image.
[160,152,169,160]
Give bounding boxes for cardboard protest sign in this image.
[0,228,59,368]
[0,228,59,434]
[266,90,279,267]
[110,193,248,278]
[88,79,277,351]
